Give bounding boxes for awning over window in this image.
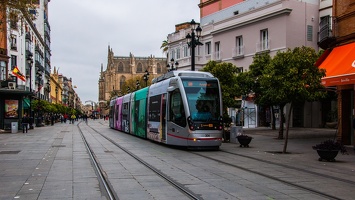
[319,42,355,87]
[23,98,30,109]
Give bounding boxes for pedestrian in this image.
[22,113,29,133]
[64,113,68,123]
[71,114,76,124]
[83,114,88,124]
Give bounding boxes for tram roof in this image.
[152,71,214,84]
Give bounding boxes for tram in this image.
[109,71,223,148]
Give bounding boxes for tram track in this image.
[81,121,355,199]
[77,122,117,200]
[219,150,355,185]
[77,121,201,200]
[192,151,341,200]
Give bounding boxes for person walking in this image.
[22,113,29,133]
[71,114,76,124]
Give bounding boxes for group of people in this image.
[21,113,99,133]
[59,113,78,124]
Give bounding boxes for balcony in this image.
[232,46,244,59]
[256,40,270,53]
[213,51,222,62]
[318,18,335,49]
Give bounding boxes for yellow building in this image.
[50,67,62,104]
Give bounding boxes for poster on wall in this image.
[5,100,19,118]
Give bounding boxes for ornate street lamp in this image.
[26,52,34,129]
[166,58,179,72]
[143,70,149,87]
[186,19,202,71]
[136,80,140,90]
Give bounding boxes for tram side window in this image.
[170,90,186,127]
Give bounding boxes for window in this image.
[205,42,211,55]
[171,49,175,60]
[307,25,313,41]
[235,36,243,56]
[183,79,221,123]
[184,46,188,57]
[11,55,17,70]
[176,48,180,59]
[0,61,6,81]
[169,89,186,127]
[214,42,220,60]
[137,63,143,72]
[157,63,161,73]
[319,16,331,41]
[260,29,269,51]
[10,35,17,50]
[118,62,124,72]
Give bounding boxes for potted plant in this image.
[312,139,348,161]
[236,134,253,147]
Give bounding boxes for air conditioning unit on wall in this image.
[8,82,16,89]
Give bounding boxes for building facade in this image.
[167,0,321,128]
[318,0,355,145]
[98,46,167,115]
[0,1,51,130]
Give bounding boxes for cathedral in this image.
[98,46,167,112]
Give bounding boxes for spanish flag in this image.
[12,66,26,82]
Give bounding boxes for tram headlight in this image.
[219,116,223,130]
[187,116,195,131]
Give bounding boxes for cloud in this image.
[50,0,200,103]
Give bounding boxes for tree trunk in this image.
[283,103,293,153]
[278,104,285,139]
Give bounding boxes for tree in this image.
[0,1,37,50]
[121,76,149,95]
[0,0,37,28]
[259,46,326,153]
[235,53,275,127]
[160,39,169,56]
[201,61,241,116]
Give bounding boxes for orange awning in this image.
[319,42,355,87]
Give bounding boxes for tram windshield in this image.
[182,79,221,122]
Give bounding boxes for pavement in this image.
[0,119,354,200]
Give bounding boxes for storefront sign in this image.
[4,100,19,118]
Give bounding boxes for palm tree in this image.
[160,39,169,56]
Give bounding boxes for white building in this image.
[167,0,325,128]
[7,0,51,102]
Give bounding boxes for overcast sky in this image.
[50,0,200,105]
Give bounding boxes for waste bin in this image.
[11,122,18,133]
[230,126,243,143]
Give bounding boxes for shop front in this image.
[319,42,355,145]
[0,88,32,131]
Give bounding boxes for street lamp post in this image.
[27,52,34,129]
[143,70,149,87]
[136,80,140,90]
[166,58,179,72]
[186,19,202,71]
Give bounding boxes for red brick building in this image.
[318,0,355,145]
